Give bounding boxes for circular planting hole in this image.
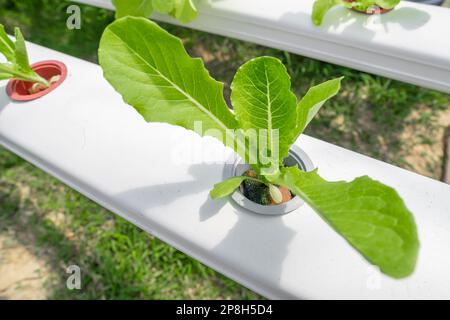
[6,60,67,102]
[226,146,315,216]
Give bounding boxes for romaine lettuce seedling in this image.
[99,17,419,278]
[312,0,400,26]
[112,0,198,23]
[0,24,49,88]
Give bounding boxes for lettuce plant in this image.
[99,17,419,278]
[312,0,400,26]
[112,0,198,23]
[0,24,49,87]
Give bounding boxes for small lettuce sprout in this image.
[312,0,400,26]
[112,0,198,23]
[0,24,49,87]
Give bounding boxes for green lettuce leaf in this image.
[0,72,13,80]
[112,0,154,19]
[153,0,175,14]
[172,0,198,23]
[112,0,198,23]
[374,0,401,9]
[312,0,344,26]
[99,17,239,151]
[210,176,248,199]
[0,25,48,86]
[268,166,419,278]
[311,0,399,26]
[13,28,34,74]
[0,24,15,62]
[231,57,297,174]
[210,175,271,199]
[292,77,342,142]
[0,61,46,85]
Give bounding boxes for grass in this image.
[1,0,449,299]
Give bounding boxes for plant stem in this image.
[0,64,50,87]
[29,74,50,87]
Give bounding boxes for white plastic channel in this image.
[1,42,450,299]
[74,0,450,94]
